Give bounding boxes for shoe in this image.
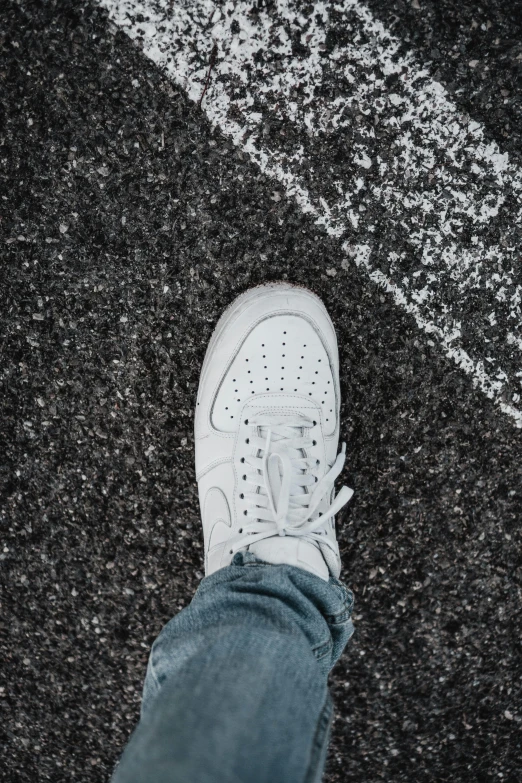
[194,283,353,581]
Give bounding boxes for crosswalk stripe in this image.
[98,0,522,427]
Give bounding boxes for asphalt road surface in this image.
[1,1,521,781]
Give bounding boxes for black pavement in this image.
[1,1,521,781]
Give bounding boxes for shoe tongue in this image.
[248,537,330,581]
[242,392,331,580]
[244,393,318,502]
[242,392,322,421]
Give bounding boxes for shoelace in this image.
[230,414,353,557]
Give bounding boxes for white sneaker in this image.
[194,283,353,581]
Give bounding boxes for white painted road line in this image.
[98,0,522,427]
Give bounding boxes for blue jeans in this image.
[112,552,355,783]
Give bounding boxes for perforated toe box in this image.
[212,314,337,434]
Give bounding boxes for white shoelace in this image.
[230,414,353,557]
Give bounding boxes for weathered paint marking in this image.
[98,0,522,426]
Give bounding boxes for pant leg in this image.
[111,551,355,783]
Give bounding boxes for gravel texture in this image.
[1,1,521,781]
[365,0,522,163]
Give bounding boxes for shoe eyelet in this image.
[240,457,245,463]
[313,420,317,426]
[312,440,317,446]
[242,475,247,480]
[240,493,244,499]
[239,528,243,534]
[243,510,248,516]
[246,438,249,444]
[229,550,233,554]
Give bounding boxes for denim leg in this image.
[111,552,355,783]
